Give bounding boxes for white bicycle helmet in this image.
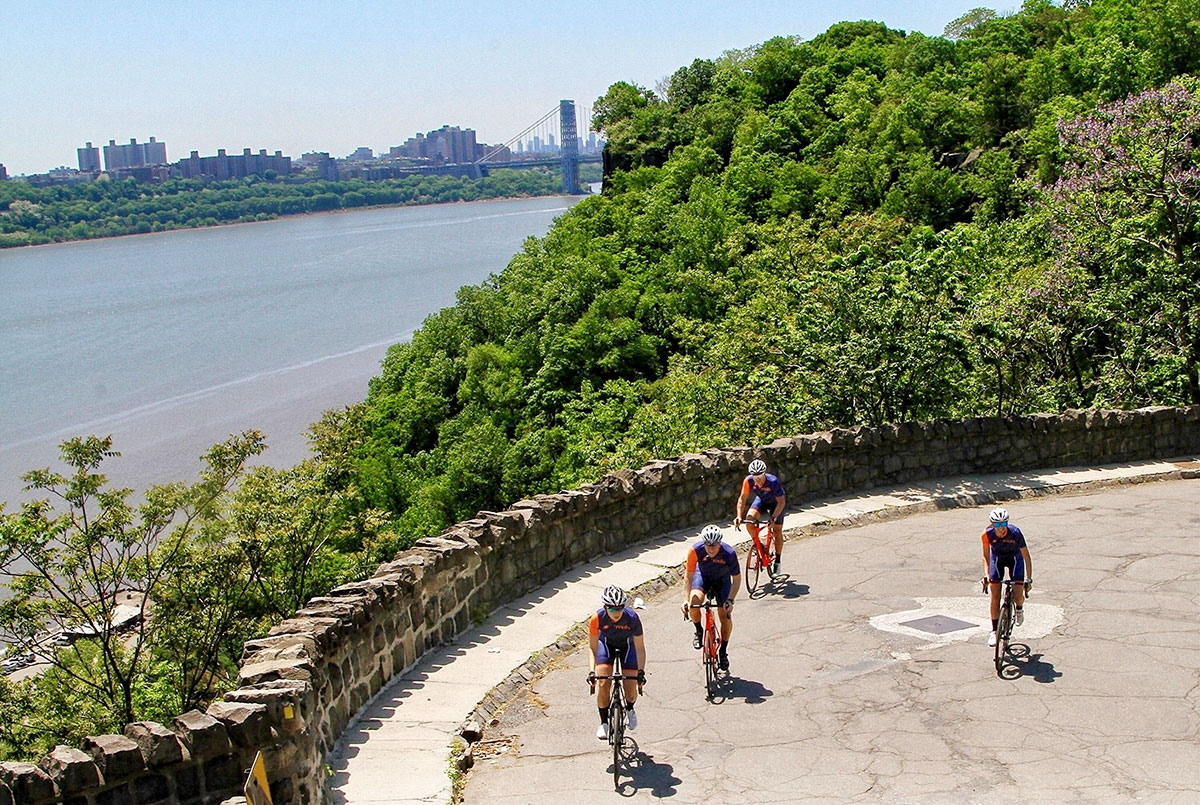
[989,507,1009,524]
[601,585,627,608]
[748,459,767,475]
[700,524,724,545]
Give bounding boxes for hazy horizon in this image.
[0,0,1010,176]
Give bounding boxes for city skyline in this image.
[0,0,1008,175]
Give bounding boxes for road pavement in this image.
[462,477,1199,803]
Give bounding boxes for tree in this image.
[944,7,997,41]
[1047,78,1200,403]
[0,432,263,730]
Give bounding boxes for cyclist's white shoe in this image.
[1015,608,1024,626]
[626,708,638,731]
[771,557,781,575]
[987,631,998,646]
[596,723,608,740]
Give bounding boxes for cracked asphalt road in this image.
[463,480,1200,803]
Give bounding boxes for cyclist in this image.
[734,458,787,574]
[588,585,646,739]
[682,524,741,671]
[980,507,1034,646]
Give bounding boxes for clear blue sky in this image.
[0,0,1015,175]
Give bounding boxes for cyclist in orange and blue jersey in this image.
[588,585,646,740]
[734,458,787,574]
[980,507,1034,646]
[682,524,741,671]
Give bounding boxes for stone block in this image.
[39,746,101,794]
[203,756,243,797]
[206,701,271,750]
[124,723,185,769]
[82,734,145,780]
[0,783,10,805]
[173,711,233,762]
[238,657,315,687]
[131,771,169,804]
[0,762,57,804]
[94,783,135,805]
[173,764,201,804]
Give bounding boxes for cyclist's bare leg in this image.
[770,522,783,560]
[1013,584,1025,608]
[989,581,1002,620]
[623,672,639,705]
[717,604,733,644]
[688,588,705,625]
[745,512,762,547]
[595,662,613,709]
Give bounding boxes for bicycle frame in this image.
[994,579,1017,674]
[688,600,723,699]
[743,518,778,594]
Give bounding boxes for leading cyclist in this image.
[980,507,1034,646]
[682,524,741,671]
[734,458,787,574]
[588,585,646,739]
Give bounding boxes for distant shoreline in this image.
[0,187,594,251]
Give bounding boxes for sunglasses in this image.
[605,606,623,612]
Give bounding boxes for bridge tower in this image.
[559,99,582,195]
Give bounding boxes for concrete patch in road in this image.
[869,596,1064,647]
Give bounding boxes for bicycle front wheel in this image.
[995,605,1011,673]
[703,628,717,699]
[610,700,624,788]
[745,542,762,593]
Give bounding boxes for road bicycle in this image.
[685,599,724,700]
[740,517,779,595]
[587,653,642,789]
[985,578,1026,674]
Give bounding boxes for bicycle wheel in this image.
[609,698,624,789]
[745,540,762,594]
[995,605,1011,673]
[765,531,778,580]
[703,626,717,699]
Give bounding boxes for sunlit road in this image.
[464,480,1200,803]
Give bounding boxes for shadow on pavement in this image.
[722,674,774,704]
[1004,644,1062,682]
[616,738,682,798]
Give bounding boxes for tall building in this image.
[0,163,7,181]
[102,137,168,171]
[347,147,373,161]
[77,142,101,172]
[177,147,291,180]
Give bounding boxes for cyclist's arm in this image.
[1020,546,1032,581]
[683,550,698,602]
[633,634,646,672]
[587,615,600,671]
[735,478,751,523]
[729,569,742,603]
[772,494,787,521]
[980,532,991,578]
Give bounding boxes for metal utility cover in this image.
[898,615,976,634]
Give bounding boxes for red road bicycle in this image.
[984,577,1029,675]
[685,599,724,699]
[741,517,779,595]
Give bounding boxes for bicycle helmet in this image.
[989,507,1009,525]
[601,585,627,608]
[700,524,724,545]
[748,459,767,475]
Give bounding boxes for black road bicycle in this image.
[588,653,643,789]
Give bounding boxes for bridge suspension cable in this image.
[475,106,561,164]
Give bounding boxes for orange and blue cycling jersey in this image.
[743,473,787,524]
[686,542,740,603]
[982,525,1027,582]
[590,607,642,668]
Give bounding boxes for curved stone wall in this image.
[3,406,1197,804]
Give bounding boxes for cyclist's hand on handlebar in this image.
[636,670,646,684]
[734,517,743,531]
[723,598,735,611]
[1024,579,1033,594]
[981,577,989,594]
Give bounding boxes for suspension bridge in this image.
[386,100,602,194]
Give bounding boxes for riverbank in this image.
[0,167,595,249]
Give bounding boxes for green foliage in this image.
[0,169,565,248]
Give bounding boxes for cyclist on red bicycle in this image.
[682,524,741,671]
[980,507,1034,646]
[588,585,646,739]
[734,458,787,574]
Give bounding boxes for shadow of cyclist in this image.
[615,738,682,798]
[1005,645,1062,683]
[722,675,774,704]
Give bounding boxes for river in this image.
[0,196,582,505]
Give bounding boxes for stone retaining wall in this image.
[4,406,1197,804]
